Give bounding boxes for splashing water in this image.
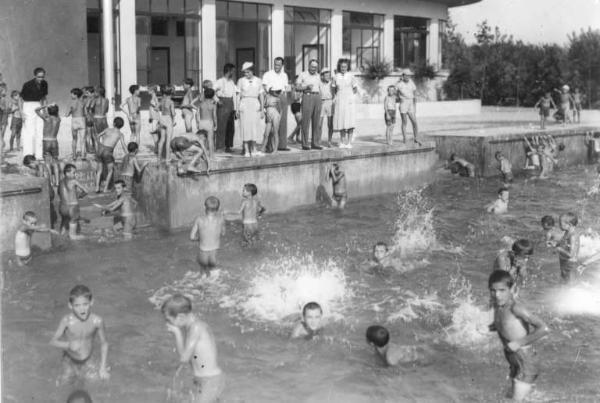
[579,230,600,260]
[148,270,229,310]
[390,189,438,256]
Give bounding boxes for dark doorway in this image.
[150,47,170,85]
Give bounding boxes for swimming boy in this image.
[190,196,226,276]
[59,164,88,240]
[448,154,476,177]
[384,85,397,146]
[14,211,58,266]
[486,188,509,214]
[371,241,391,270]
[94,179,137,240]
[50,285,110,385]
[493,239,533,288]
[555,213,580,284]
[366,325,426,366]
[495,152,513,184]
[120,142,149,193]
[328,162,347,209]
[35,103,61,186]
[488,270,549,402]
[239,183,266,245]
[195,87,217,157]
[170,133,211,175]
[162,294,224,403]
[66,88,86,159]
[540,215,563,247]
[121,84,141,143]
[290,302,323,340]
[96,117,127,193]
[533,92,556,130]
[8,90,23,151]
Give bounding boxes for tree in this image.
[568,28,600,108]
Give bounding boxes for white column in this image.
[201,0,217,81]
[383,14,395,67]
[119,0,137,99]
[330,9,343,68]
[427,19,439,70]
[102,0,115,114]
[272,3,285,60]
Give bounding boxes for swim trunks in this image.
[504,346,539,384]
[502,171,514,183]
[559,258,577,283]
[60,203,81,225]
[385,109,396,125]
[93,116,108,134]
[321,99,333,117]
[97,144,115,164]
[171,137,192,153]
[539,106,550,117]
[71,116,86,131]
[197,249,218,269]
[192,374,225,403]
[243,222,259,243]
[10,117,22,131]
[43,139,59,158]
[58,352,98,385]
[114,214,136,235]
[291,102,301,114]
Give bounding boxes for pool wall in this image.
[137,143,438,230]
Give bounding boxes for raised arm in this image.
[96,317,110,378]
[508,304,549,351]
[34,105,49,121]
[177,322,203,363]
[49,316,70,350]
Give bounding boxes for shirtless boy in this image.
[94,180,137,240]
[533,92,556,130]
[91,86,109,148]
[158,85,176,160]
[493,239,533,289]
[239,183,266,245]
[121,84,141,143]
[96,117,127,193]
[290,302,323,340]
[181,78,196,133]
[329,163,347,209]
[488,270,549,401]
[14,211,58,266]
[162,294,224,403]
[195,88,217,157]
[366,325,427,366]
[540,215,563,247]
[448,154,476,177]
[170,133,211,175]
[572,88,583,124]
[50,285,110,385]
[486,188,509,214]
[66,88,86,159]
[59,164,88,240]
[555,213,580,284]
[190,196,226,276]
[495,151,513,184]
[35,103,61,186]
[120,142,148,193]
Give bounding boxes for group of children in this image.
[534,85,583,129]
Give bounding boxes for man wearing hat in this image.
[396,69,421,145]
[262,57,291,152]
[296,59,323,150]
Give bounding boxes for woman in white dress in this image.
[236,62,264,157]
[332,58,358,148]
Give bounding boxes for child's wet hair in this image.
[498,187,509,195]
[512,239,533,256]
[366,325,389,347]
[184,78,194,87]
[69,284,92,303]
[113,116,124,128]
[23,211,37,220]
[162,85,174,96]
[114,179,126,188]
[11,90,20,98]
[494,151,503,158]
[129,84,139,94]
[47,104,59,116]
[96,85,106,97]
[197,129,208,138]
[373,241,388,252]
[244,183,258,196]
[541,215,555,227]
[205,196,220,212]
[161,293,192,317]
[561,212,578,226]
[23,154,36,166]
[71,88,83,98]
[127,142,139,153]
[204,88,215,99]
[302,301,322,316]
[64,163,76,175]
[558,143,565,151]
[488,270,514,289]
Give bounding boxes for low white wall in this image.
[356,99,481,119]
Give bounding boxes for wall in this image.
[0,0,88,112]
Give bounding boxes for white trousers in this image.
[22,101,44,159]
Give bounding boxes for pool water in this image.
[3,165,600,402]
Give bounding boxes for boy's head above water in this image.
[498,188,509,201]
[488,270,515,306]
[127,142,139,154]
[366,325,389,348]
[494,151,504,161]
[302,302,323,332]
[22,211,37,226]
[64,163,77,178]
[68,285,93,321]
[162,293,192,325]
[559,213,578,231]
[114,180,126,195]
[512,239,533,257]
[372,242,389,263]
[541,215,555,230]
[205,196,220,213]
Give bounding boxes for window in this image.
[151,17,169,36]
[284,7,331,79]
[343,11,383,71]
[87,15,100,33]
[176,20,185,37]
[394,16,428,68]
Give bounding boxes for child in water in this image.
[162,294,224,403]
[94,179,137,240]
[120,142,148,193]
[448,154,476,177]
[366,325,427,366]
[190,196,226,277]
[14,211,58,266]
[50,285,110,385]
[486,188,509,214]
[488,270,549,402]
[493,239,533,289]
[59,164,88,240]
[239,183,266,245]
[328,162,347,209]
[290,302,324,340]
[555,213,580,284]
[540,215,563,247]
[495,151,513,184]
[522,136,541,171]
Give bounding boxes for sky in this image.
[449,0,600,45]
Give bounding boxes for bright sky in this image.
[449,0,600,45]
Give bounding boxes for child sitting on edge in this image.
[328,162,347,209]
[384,85,397,146]
[495,151,513,184]
[239,183,266,245]
[94,179,137,240]
[14,211,58,266]
[190,196,226,277]
[59,164,88,240]
[493,239,533,289]
[35,103,61,186]
[366,325,427,366]
[170,132,211,176]
[486,188,509,214]
[540,215,563,247]
[555,213,580,284]
[448,154,476,177]
[488,270,549,402]
[50,285,110,385]
[162,294,224,403]
[120,142,149,193]
[290,301,324,340]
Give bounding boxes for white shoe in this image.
[254,151,264,156]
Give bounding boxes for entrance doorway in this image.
[150,47,170,85]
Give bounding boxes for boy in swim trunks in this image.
[555,213,580,284]
[495,151,513,184]
[291,302,323,340]
[66,88,86,160]
[170,132,211,176]
[95,117,127,193]
[158,85,176,160]
[8,90,23,151]
[328,162,347,209]
[572,88,583,123]
[59,164,88,240]
[533,92,556,130]
[162,294,224,403]
[121,84,141,144]
[94,179,137,240]
[195,88,217,158]
[190,196,226,277]
[384,85,397,146]
[35,103,61,186]
[90,85,109,153]
[120,142,149,194]
[14,211,58,266]
[50,285,110,385]
[239,183,266,245]
[488,270,549,402]
[366,325,427,366]
[486,187,509,214]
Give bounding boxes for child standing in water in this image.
[366,325,427,366]
[540,215,563,247]
[94,179,137,240]
[486,188,509,214]
[162,294,224,403]
[120,142,148,193]
[190,196,226,277]
[291,302,323,340]
[495,152,513,184]
[493,239,533,289]
[555,213,580,284]
[14,211,58,266]
[328,162,347,209]
[533,91,556,130]
[50,285,110,385]
[239,183,266,245]
[488,270,549,402]
[35,103,61,186]
[59,164,88,240]
[383,85,397,146]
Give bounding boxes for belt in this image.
[321,98,332,101]
[303,92,320,95]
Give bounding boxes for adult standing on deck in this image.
[21,67,48,159]
[262,57,291,152]
[396,69,421,145]
[236,62,264,157]
[332,59,358,148]
[296,59,323,150]
[215,63,238,152]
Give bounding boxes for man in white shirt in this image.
[214,63,238,152]
[262,57,291,151]
[396,69,421,146]
[296,59,323,150]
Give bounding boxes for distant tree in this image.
[567,28,600,108]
